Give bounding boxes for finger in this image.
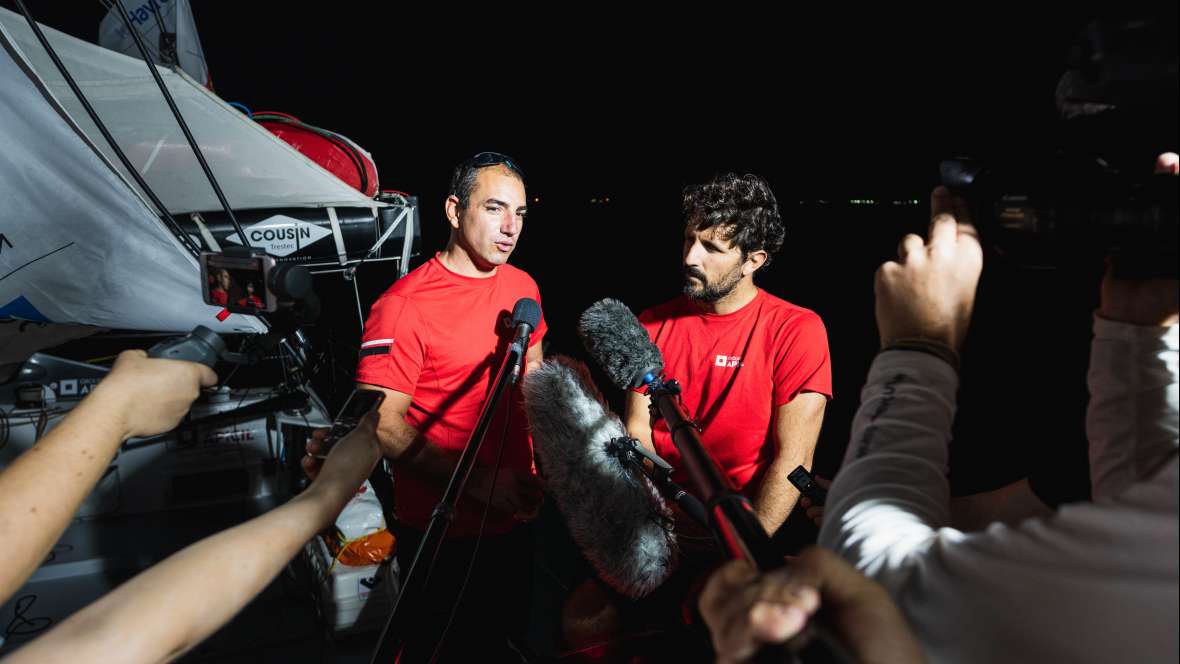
[195,365,218,388]
[748,602,808,644]
[814,475,832,489]
[700,561,759,620]
[353,411,380,434]
[310,428,330,442]
[874,261,901,291]
[300,454,321,480]
[930,185,954,220]
[799,497,812,509]
[897,233,926,261]
[306,438,323,455]
[1155,152,1179,175]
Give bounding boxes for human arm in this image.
[818,186,982,577]
[0,351,215,604]
[6,412,381,664]
[750,393,826,533]
[623,389,656,455]
[1087,277,1178,501]
[301,384,541,521]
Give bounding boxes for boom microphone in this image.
[521,356,677,598]
[578,299,663,390]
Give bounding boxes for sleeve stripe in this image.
[361,338,395,348]
[358,345,392,358]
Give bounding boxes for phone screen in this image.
[788,465,826,505]
[200,252,276,313]
[335,388,386,425]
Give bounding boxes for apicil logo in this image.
[225,215,332,257]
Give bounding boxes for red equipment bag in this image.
[254,111,379,197]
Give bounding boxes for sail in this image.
[98,0,211,89]
[0,7,378,216]
[0,7,386,336]
[0,23,261,334]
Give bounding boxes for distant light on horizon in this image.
[792,198,921,206]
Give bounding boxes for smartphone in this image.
[311,388,386,459]
[788,465,827,506]
[200,251,278,313]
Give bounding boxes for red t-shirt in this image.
[210,289,228,306]
[356,255,547,536]
[636,289,831,491]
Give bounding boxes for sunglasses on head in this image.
[466,151,525,177]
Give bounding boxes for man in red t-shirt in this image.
[346,153,545,660]
[562,174,832,653]
[209,269,230,306]
[625,172,832,537]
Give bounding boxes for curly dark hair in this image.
[682,173,785,268]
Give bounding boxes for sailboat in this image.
[0,5,412,653]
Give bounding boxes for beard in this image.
[683,264,743,303]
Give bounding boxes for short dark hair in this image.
[449,153,526,209]
[682,173,785,268]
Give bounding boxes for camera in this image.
[941,15,1178,277]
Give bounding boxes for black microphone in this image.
[521,356,678,598]
[509,298,541,382]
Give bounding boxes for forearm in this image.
[624,392,656,455]
[0,387,129,602]
[752,394,825,533]
[750,454,806,534]
[818,351,956,583]
[379,417,458,485]
[9,488,342,664]
[1086,318,1179,502]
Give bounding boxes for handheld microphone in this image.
[521,356,678,598]
[509,297,541,382]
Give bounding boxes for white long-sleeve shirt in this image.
[819,319,1178,664]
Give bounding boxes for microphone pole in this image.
[644,376,852,664]
[607,436,710,530]
[642,376,781,570]
[369,299,539,663]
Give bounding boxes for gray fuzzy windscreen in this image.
[522,356,677,598]
[578,299,664,390]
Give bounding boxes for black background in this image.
[8,1,1177,504]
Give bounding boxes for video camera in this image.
[941,15,1178,277]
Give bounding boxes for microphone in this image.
[578,299,662,390]
[509,297,541,382]
[521,356,678,598]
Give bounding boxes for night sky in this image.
[8,2,1177,505]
